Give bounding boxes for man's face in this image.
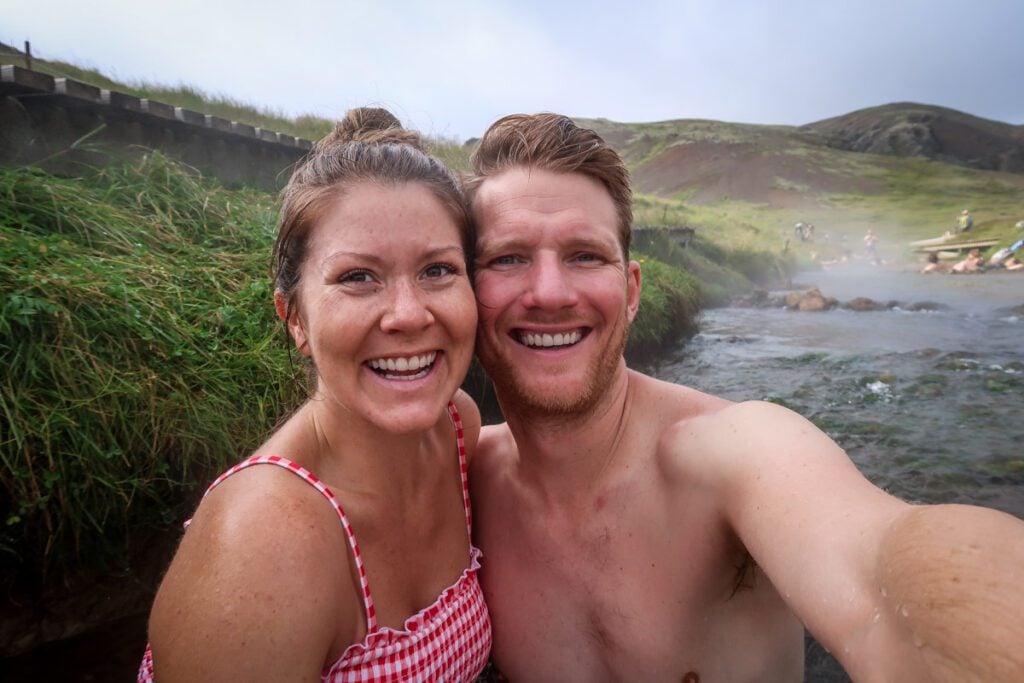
[472,167,640,418]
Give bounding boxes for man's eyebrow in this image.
[475,235,621,259]
[565,236,620,252]
[475,237,531,256]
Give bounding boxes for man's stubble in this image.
[477,303,631,423]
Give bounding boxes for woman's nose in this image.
[380,280,434,332]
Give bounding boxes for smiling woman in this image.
[138,108,491,682]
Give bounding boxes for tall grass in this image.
[0,154,301,581]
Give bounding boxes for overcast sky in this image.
[6,0,1023,141]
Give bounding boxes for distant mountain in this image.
[578,103,1024,207]
[802,102,1024,173]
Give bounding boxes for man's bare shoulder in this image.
[650,390,824,483]
[472,422,516,476]
[629,370,735,421]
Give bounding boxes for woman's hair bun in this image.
[325,107,424,150]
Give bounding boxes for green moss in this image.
[626,254,701,358]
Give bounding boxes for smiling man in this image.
[466,113,1024,682]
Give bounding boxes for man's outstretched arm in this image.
[862,502,1024,680]
[675,400,1024,681]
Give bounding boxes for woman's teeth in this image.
[368,352,437,379]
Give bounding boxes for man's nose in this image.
[522,254,578,310]
[380,280,434,332]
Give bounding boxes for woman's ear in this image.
[274,290,311,357]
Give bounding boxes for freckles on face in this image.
[285,181,477,429]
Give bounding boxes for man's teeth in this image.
[521,331,582,348]
[368,352,437,377]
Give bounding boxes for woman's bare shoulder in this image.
[148,464,361,680]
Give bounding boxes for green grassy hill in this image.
[578,112,1024,263]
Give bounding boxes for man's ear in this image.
[626,260,642,323]
[274,290,311,357]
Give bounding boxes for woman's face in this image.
[285,181,476,434]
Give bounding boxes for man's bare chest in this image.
[483,525,802,681]
[481,501,735,673]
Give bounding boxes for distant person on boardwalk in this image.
[957,208,973,233]
[139,108,491,681]
[920,251,949,273]
[466,112,1024,682]
[863,228,880,263]
[951,247,985,273]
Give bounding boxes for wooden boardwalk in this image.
[908,236,999,254]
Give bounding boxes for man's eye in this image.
[489,255,519,267]
[424,263,458,279]
[339,270,375,284]
[574,252,601,263]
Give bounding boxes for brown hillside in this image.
[579,117,884,207]
[628,140,881,207]
[802,102,1024,172]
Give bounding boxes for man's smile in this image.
[513,329,587,349]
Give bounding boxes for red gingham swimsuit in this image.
[139,401,492,682]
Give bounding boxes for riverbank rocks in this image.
[999,303,1024,317]
[731,289,783,308]
[785,287,837,311]
[729,289,953,314]
[844,297,884,311]
[902,301,948,312]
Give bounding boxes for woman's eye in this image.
[339,270,375,284]
[424,263,458,279]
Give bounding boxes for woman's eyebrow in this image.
[319,245,465,269]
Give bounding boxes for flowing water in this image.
[652,263,1024,681]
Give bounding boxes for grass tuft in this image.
[0,154,301,581]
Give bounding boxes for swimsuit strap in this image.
[189,400,469,635]
[447,400,474,537]
[191,454,378,632]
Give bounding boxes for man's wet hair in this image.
[467,113,633,258]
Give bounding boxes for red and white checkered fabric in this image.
[139,401,491,682]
